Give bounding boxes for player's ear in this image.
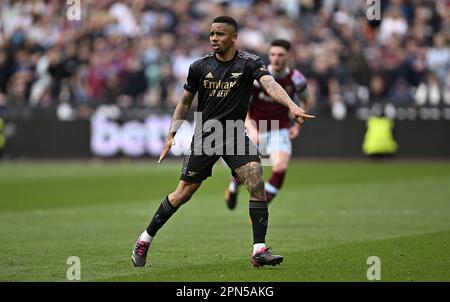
[231,32,237,43]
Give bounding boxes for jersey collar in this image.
[268,65,290,79]
[214,50,238,64]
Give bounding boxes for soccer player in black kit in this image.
[132,16,315,268]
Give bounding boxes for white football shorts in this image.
[258,128,292,156]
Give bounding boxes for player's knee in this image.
[168,192,184,207]
[248,177,265,195]
[168,192,178,206]
[272,162,288,173]
[169,190,194,207]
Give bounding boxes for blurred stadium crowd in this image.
[0,0,449,119]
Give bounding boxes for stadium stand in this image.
[0,0,448,121]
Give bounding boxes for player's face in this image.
[269,46,288,72]
[210,23,237,54]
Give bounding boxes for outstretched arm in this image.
[259,75,315,124]
[298,87,311,112]
[158,90,196,163]
[289,87,312,139]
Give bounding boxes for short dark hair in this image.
[270,39,291,51]
[212,16,238,33]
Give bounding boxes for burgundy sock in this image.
[265,171,286,203]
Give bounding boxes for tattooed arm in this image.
[158,90,196,163]
[297,87,312,112]
[289,87,313,139]
[259,75,315,124]
[168,90,195,135]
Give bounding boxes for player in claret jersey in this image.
[132,17,314,268]
[225,39,311,209]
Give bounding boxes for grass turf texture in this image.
[0,160,449,281]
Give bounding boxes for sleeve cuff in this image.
[255,71,271,81]
[183,84,197,93]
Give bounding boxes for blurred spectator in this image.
[388,77,414,107]
[415,71,450,107]
[426,33,450,86]
[0,0,448,119]
[369,73,388,105]
[0,49,12,104]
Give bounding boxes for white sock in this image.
[229,180,237,193]
[253,243,266,255]
[140,230,153,243]
[265,182,279,194]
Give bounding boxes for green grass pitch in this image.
[0,159,449,281]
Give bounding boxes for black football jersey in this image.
[184,50,270,126]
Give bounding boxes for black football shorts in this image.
[180,134,261,183]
